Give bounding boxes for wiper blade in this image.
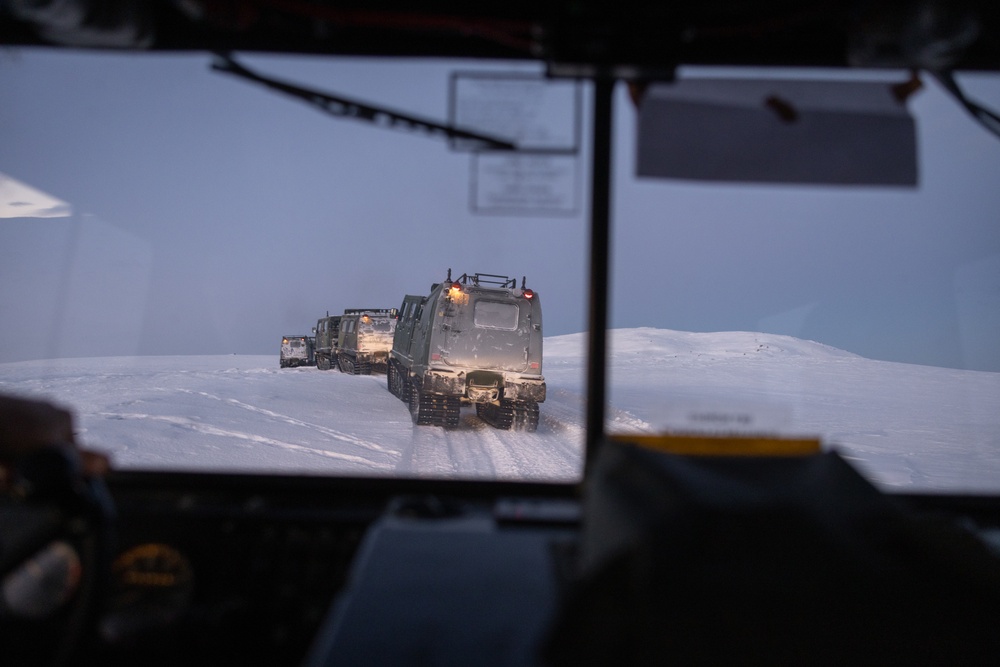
[932,70,1000,140]
[211,54,517,150]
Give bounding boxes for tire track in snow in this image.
[97,413,395,469]
[474,422,539,480]
[173,388,400,458]
[393,405,583,479]
[396,421,465,477]
[450,414,505,478]
[533,388,588,467]
[455,412,578,481]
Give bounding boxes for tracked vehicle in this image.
[336,308,397,375]
[279,335,314,368]
[388,270,545,429]
[312,313,342,370]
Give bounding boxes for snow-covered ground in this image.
[2,328,999,493]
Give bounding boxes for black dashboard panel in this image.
[88,472,578,666]
[82,469,1000,666]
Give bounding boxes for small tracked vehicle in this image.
[336,309,397,375]
[279,335,314,368]
[387,270,545,429]
[312,314,342,371]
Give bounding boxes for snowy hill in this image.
[548,327,860,362]
[2,328,999,493]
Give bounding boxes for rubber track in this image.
[339,355,372,375]
[477,400,539,432]
[411,387,460,427]
[387,361,408,399]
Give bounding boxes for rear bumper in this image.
[503,377,546,403]
[421,369,546,403]
[355,350,390,364]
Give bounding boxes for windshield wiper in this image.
[931,70,1000,139]
[210,54,517,150]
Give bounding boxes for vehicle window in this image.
[2,50,998,493]
[0,50,587,482]
[606,68,1000,494]
[473,301,520,331]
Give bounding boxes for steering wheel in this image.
[1,444,115,667]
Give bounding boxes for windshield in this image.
[2,49,998,492]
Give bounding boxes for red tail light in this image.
[522,289,534,299]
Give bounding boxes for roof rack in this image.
[447,269,520,290]
[343,308,398,316]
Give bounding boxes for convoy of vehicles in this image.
[299,276,544,431]
[279,335,315,368]
[388,271,545,429]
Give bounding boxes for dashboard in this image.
[5,447,1000,666]
[88,472,579,666]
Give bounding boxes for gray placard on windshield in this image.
[449,72,581,153]
[450,72,581,215]
[636,76,918,186]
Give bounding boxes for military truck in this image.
[387,270,545,430]
[336,308,398,375]
[279,335,315,368]
[312,313,342,370]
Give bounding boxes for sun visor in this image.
[636,77,918,186]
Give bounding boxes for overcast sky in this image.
[2,49,999,371]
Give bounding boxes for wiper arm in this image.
[932,70,1000,140]
[211,54,517,150]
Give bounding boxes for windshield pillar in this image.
[586,77,615,472]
